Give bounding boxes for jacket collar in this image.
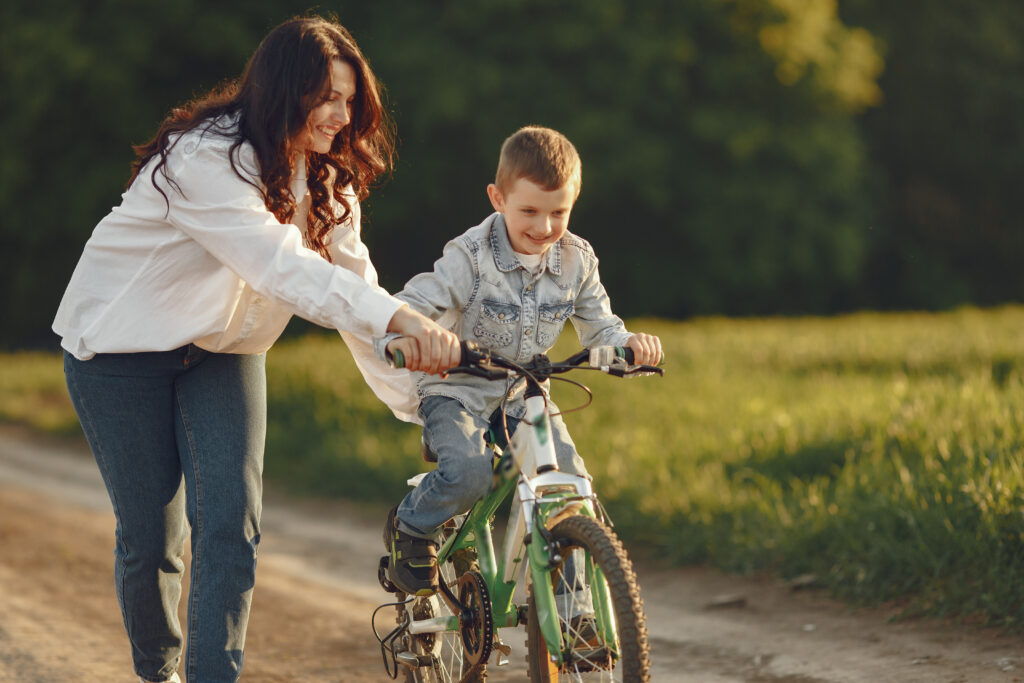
[488,213,563,276]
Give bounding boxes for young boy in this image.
[378,126,661,596]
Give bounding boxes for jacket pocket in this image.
[536,301,574,348]
[473,300,520,349]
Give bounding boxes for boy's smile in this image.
[487,177,576,256]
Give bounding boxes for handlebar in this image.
[389,341,664,381]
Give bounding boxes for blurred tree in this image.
[2,0,885,347]
[0,0,275,346]
[841,0,1024,309]
[356,0,884,318]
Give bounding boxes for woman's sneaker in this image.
[383,506,438,596]
[139,674,181,683]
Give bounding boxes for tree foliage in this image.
[353,0,881,318]
[841,0,1024,309]
[1,0,1019,348]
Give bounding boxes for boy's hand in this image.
[626,333,662,366]
[385,337,417,369]
[386,305,461,375]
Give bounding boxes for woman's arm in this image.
[164,137,457,372]
[378,237,475,371]
[163,138,398,336]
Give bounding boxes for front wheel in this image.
[525,515,651,682]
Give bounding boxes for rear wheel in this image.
[525,515,650,682]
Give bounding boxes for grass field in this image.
[3,306,1022,627]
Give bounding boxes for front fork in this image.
[526,498,616,665]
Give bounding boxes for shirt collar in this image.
[488,213,562,276]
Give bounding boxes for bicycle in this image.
[373,341,663,682]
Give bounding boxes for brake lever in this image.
[605,363,664,378]
[627,364,665,377]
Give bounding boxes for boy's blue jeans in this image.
[397,395,589,538]
[64,346,266,683]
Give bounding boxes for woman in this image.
[53,16,458,683]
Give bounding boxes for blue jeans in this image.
[397,395,589,537]
[64,346,266,683]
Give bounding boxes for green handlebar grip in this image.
[392,348,405,369]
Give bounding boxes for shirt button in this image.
[525,329,533,335]
[498,313,505,320]
[526,285,533,292]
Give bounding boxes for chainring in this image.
[456,570,493,668]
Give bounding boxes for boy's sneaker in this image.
[383,506,438,596]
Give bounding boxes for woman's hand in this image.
[386,305,461,375]
[626,332,662,367]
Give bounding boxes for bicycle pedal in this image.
[377,554,399,593]
[395,651,420,669]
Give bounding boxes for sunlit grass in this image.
[0,351,81,435]
[4,306,1023,627]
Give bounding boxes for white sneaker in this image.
[140,674,181,683]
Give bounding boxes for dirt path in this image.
[1,426,1021,682]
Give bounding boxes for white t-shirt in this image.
[516,251,544,273]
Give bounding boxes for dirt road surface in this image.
[1,425,1021,682]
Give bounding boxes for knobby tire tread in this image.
[525,515,651,681]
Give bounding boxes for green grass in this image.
[4,306,1024,627]
[0,351,82,436]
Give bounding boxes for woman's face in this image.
[296,59,356,154]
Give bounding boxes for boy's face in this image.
[487,177,576,255]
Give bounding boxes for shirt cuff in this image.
[353,288,405,337]
[374,332,403,362]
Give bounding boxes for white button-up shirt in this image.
[54,117,420,421]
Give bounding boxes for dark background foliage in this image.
[2,0,1021,348]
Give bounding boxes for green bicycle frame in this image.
[435,456,519,625]
[433,456,618,666]
[412,376,624,669]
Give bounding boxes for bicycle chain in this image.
[456,570,493,668]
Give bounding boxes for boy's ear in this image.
[486,183,505,213]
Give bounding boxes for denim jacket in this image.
[377,212,632,419]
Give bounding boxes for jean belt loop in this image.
[184,344,203,368]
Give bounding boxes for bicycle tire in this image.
[525,515,651,682]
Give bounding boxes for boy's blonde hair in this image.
[495,126,582,197]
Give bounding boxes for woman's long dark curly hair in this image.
[129,16,395,261]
